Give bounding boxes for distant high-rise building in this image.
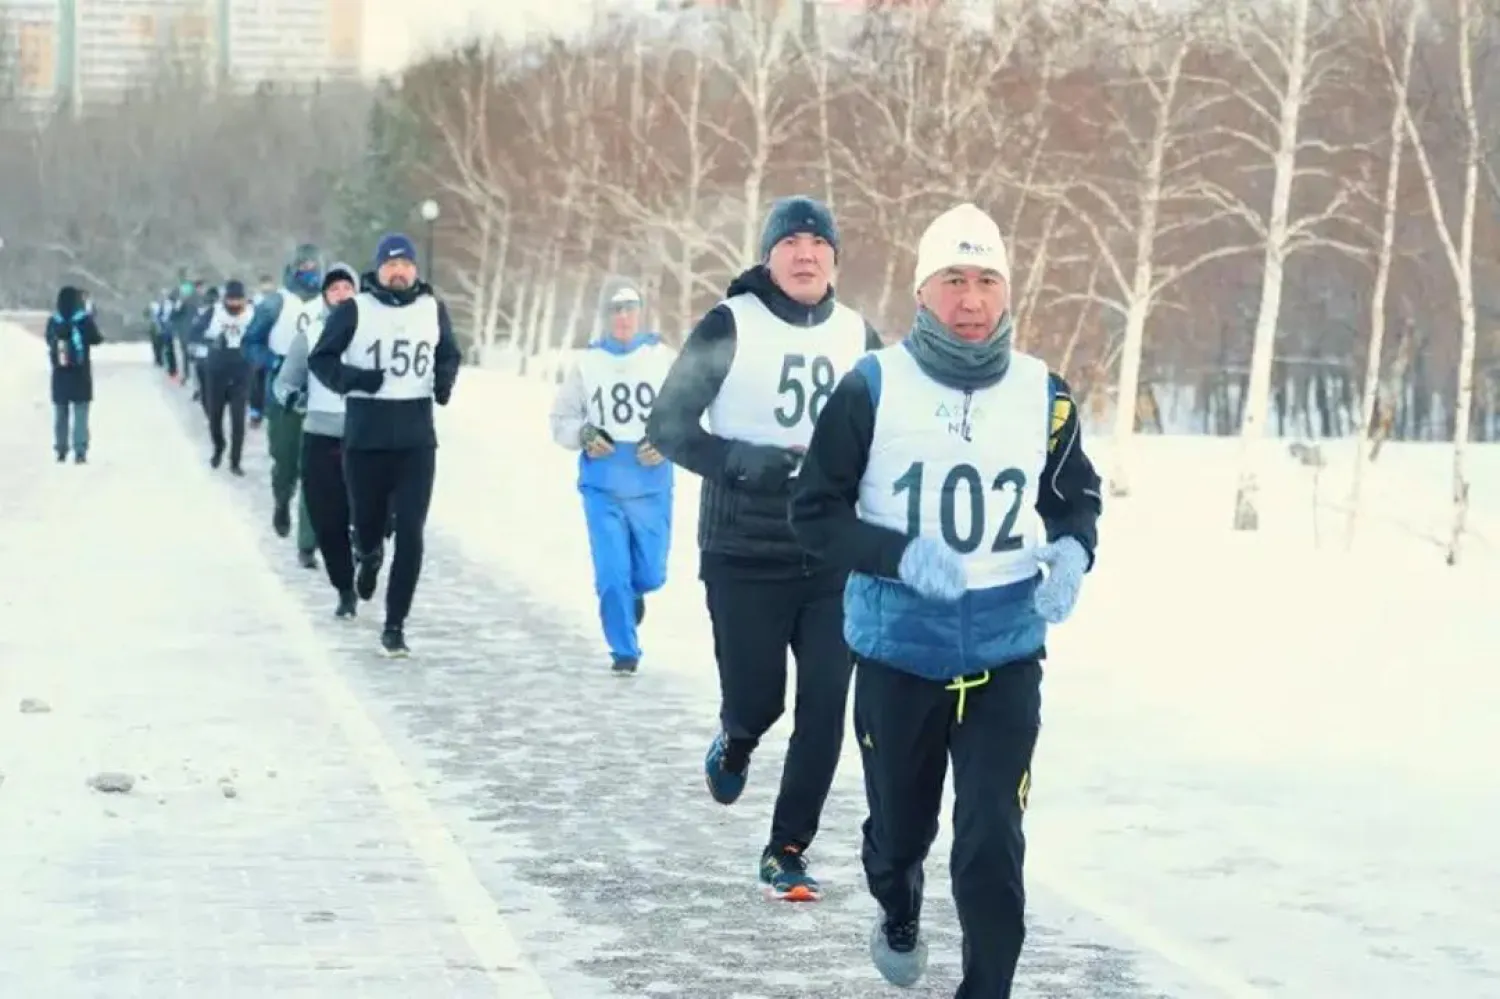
[0,0,363,113]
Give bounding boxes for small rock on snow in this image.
[19,698,51,714]
[88,772,136,794]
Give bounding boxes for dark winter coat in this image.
[46,286,104,405]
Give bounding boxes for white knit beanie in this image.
[912,203,1010,294]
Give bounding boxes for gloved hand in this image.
[580,424,615,458]
[725,442,801,491]
[352,367,384,394]
[637,438,665,466]
[1033,537,1089,624]
[897,537,967,602]
[286,389,308,414]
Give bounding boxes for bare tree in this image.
[1400,0,1485,564]
[1063,2,1250,496]
[1200,0,1372,529]
[1346,0,1421,547]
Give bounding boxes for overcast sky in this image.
[362,0,634,76]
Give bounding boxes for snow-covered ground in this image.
[4,326,1497,997]
[435,367,1500,997]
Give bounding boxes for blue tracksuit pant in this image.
[581,486,672,662]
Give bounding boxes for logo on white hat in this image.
[957,241,993,255]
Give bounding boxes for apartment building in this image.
[0,0,362,111]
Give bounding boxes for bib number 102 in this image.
[365,338,432,377]
[893,460,1028,553]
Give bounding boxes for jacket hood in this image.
[724,264,836,327]
[322,262,358,295]
[283,242,323,299]
[55,286,85,316]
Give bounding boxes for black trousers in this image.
[204,367,248,467]
[249,367,267,415]
[344,446,436,629]
[301,433,355,594]
[854,656,1042,999]
[704,571,851,852]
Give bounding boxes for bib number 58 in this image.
[774,353,836,428]
[365,338,432,377]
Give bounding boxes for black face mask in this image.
[224,302,245,315]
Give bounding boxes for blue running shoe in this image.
[704,730,749,804]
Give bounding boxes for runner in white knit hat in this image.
[789,201,1104,996]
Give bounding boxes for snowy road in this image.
[2,343,1497,998]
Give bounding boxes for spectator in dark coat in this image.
[45,285,104,464]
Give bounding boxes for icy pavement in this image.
[4,341,1498,998]
[0,349,549,998]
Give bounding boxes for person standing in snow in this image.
[194,279,256,475]
[243,244,323,567]
[645,195,882,902]
[789,203,1102,997]
[273,263,362,606]
[548,277,676,675]
[307,233,461,658]
[45,285,104,464]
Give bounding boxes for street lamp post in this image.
[419,199,440,281]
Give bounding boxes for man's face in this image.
[917,266,1009,342]
[377,257,417,290]
[766,232,835,306]
[608,305,640,340]
[224,295,247,316]
[324,279,356,306]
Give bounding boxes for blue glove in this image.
[897,538,967,602]
[1033,537,1089,624]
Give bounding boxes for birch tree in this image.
[1346,0,1421,547]
[1399,0,1484,564]
[1201,0,1370,529]
[1064,2,1250,496]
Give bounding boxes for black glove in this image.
[725,442,801,491]
[352,367,384,394]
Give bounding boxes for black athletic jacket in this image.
[647,265,883,580]
[308,273,462,451]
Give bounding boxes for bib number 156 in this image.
[365,338,432,378]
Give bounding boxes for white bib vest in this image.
[268,293,322,356]
[576,341,676,443]
[205,304,251,350]
[341,293,441,401]
[705,294,868,448]
[858,346,1051,590]
[304,314,345,416]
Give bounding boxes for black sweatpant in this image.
[249,367,267,416]
[301,433,355,594]
[344,446,436,630]
[854,656,1042,999]
[704,571,851,852]
[204,367,248,468]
